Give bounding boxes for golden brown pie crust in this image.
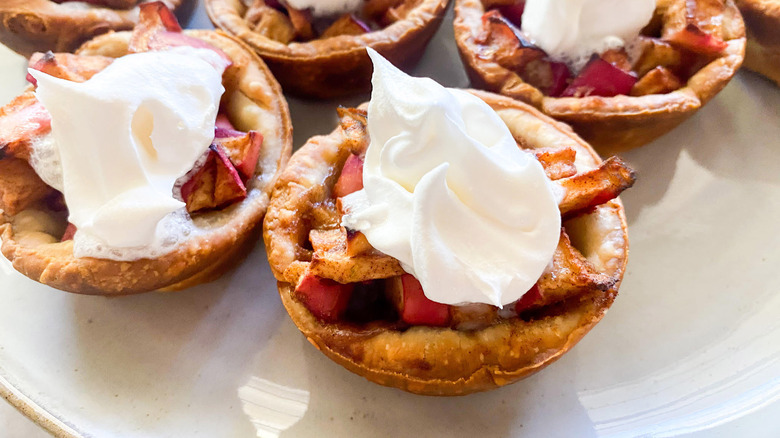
[0,29,293,295]
[263,90,629,395]
[736,0,780,84]
[453,0,746,154]
[0,0,184,57]
[205,0,450,98]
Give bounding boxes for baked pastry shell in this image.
[263,90,629,396]
[205,0,450,98]
[736,0,780,84]
[453,0,746,154]
[0,29,293,295]
[0,0,183,57]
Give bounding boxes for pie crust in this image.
[453,0,746,154]
[0,0,183,57]
[0,29,293,295]
[263,90,629,395]
[205,0,450,98]
[736,0,780,84]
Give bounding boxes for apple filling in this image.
[0,3,263,244]
[475,0,731,97]
[289,107,635,331]
[243,0,418,43]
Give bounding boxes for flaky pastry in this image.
[205,0,450,98]
[453,0,746,153]
[0,15,292,295]
[0,0,183,57]
[263,91,631,396]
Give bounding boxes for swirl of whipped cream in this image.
[30,47,228,258]
[521,0,655,71]
[340,50,561,307]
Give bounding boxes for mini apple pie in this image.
[0,0,184,57]
[205,0,450,97]
[454,0,746,153]
[0,3,292,295]
[736,0,780,85]
[264,54,634,394]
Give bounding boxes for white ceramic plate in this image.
[3,2,780,437]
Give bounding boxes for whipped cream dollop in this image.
[30,47,228,258]
[340,50,561,307]
[285,0,362,17]
[521,0,655,70]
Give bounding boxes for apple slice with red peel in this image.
[214,114,245,139]
[321,14,372,38]
[214,112,238,132]
[557,156,636,219]
[662,0,728,56]
[561,56,638,98]
[547,61,571,97]
[27,52,114,86]
[213,145,248,205]
[496,2,526,28]
[180,144,247,214]
[129,1,182,52]
[388,274,451,327]
[61,223,77,242]
[478,10,545,73]
[213,131,263,180]
[333,153,364,198]
[180,151,217,213]
[129,2,232,66]
[514,284,542,313]
[664,24,728,56]
[520,58,572,97]
[295,271,354,322]
[0,93,51,161]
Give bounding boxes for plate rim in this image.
[0,370,82,438]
